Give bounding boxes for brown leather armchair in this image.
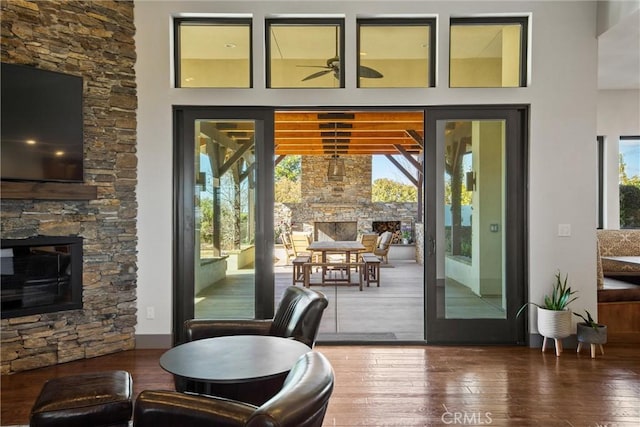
[185,286,328,348]
[133,351,334,427]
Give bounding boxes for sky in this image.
[376,141,640,184]
[620,140,640,178]
[372,155,415,184]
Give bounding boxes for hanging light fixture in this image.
[327,121,346,181]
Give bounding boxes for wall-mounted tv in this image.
[1,63,84,182]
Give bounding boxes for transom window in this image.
[174,18,252,88]
[449,17,528,88]
[357,18,436,88]
[266,19,344,88]
[172,16,533,89]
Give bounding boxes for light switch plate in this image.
[558,224,571,237]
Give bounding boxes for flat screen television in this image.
[1,63,84,182]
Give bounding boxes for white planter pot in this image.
[537,308,572,339]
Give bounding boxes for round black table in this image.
[160,335,311,405]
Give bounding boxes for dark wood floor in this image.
[2,344,639,426]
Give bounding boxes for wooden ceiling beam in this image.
[196,111,427,156]
[274,122,423,131]
[275,131,422,138]
[276,137,419,144]
[275,148,423,155]
[274,111,423,122]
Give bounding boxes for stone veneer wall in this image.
[0,0,137,374]
[301,155,372,204]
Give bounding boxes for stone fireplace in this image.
[314,221,358,241]
[0,1,137,374]
[1,236,83,319]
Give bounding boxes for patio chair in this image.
[290,232,313,257]
[291,232,323,267]
[350,233,379,264]
[374,231,393,264]
[360,233,379,253]
[282,232,296,264]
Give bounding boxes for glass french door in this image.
[173,107,274,344]
[425,107,527,344]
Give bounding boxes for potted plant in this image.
[516,271,578,356]
[574,310,607,358]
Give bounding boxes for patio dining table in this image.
[307,240,366,285]
[307,240,366,262]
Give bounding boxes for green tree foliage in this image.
[275,155,301,202]
[372,178,417,202]
[619,153,640,228]
[275,178,301,203]
[275,155,301,181]
[444,181,473,205]
[620,185,640,228]
[620,153,640,187]
[199,197,213,244]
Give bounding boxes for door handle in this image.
[428,236,435,256]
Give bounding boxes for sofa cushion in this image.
[597,242,604,289]
[378,231,392,249]
[597,230,640,275]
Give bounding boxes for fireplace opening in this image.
[1,236,83,319]
[314,221,357,241]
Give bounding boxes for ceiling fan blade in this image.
[296,65,331,69]
[302,69,333,81]
[359,65,383,79]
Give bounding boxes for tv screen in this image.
[1,63,84,182]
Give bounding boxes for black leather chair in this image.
[133,351,335,427]
[185,286,328,348]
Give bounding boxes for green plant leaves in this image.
[517,271,578,316]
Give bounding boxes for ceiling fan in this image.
[297,27,383,82]
[300,57,383,81]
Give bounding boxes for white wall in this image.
[597,89,640,228]
[134,0,600,339]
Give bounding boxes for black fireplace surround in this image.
[1,236,83,319]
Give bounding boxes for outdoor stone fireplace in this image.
[275,155,419,246]
[314,221,358,241]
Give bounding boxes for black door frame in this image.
[424,105,529,344]
[172,106,275,345]
[172,104,528,345]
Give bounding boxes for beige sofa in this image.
[596,229,640,343]
[596,229,640,288]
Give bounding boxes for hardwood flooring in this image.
[2,344,639,426]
